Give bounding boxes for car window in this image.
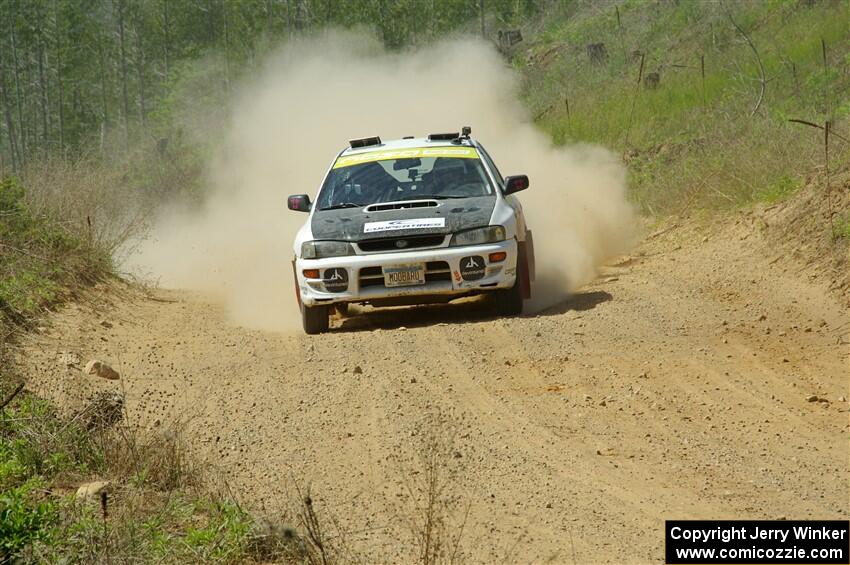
[316,155,494,210]
[477,145,505,187]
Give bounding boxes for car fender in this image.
[489,196,520,240]
[293,222,314,257]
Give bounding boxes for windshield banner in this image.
[334,147,480,169]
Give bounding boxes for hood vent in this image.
[365,199,439,212]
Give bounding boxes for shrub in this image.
[0,482,58,561]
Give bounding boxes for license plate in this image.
[383,263,425,287]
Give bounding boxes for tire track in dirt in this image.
[422,319,741,562]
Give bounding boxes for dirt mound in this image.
[753,172,850,305]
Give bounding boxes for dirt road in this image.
[19,218,849,563]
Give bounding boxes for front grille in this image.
[359,261,452,288]
[357,234,446,253]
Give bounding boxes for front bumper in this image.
[295,239,518,307]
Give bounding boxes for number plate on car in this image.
[383,263,426,287]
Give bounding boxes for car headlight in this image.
[450,226,506,247]
[301,240,355,259]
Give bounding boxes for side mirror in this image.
[287,194,312,212]
[503,175,529,195]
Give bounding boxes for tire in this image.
[301,303,329,334]
[495,244,528,316]
[495,268,524,316]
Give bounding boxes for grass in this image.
[401,430,470,565]
[832,212,850,239]
[0,381,310,564]
[0,176,111,330]
[757,174,804,204]
[521,0,850,215]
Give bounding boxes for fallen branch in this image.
[0,382,25,411]
[646,223,679,240]
[788,119,849,144]
[709,185,737,203]
[533,103,556,121]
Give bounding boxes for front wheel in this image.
[301,303,329,334]
[494,270,524,316]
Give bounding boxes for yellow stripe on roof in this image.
[333,147,479,169]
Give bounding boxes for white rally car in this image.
[288,127,534,334]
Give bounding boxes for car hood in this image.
[310,196,496,241]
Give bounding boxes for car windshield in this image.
[316,152,494,210]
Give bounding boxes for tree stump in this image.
[586,43,608,65]
[498,29,523,52]
[644,72,661,89]
[76,390,125,431]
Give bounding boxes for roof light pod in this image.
[427,132,459,141]
[428,126,471,143]
[349,136,382,149]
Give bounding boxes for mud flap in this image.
[292,259,302,307]
[518,235,533,300]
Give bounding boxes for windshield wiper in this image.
[428,195,471,200]
[319,202,361,210]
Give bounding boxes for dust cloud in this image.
[130,32,636,331]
